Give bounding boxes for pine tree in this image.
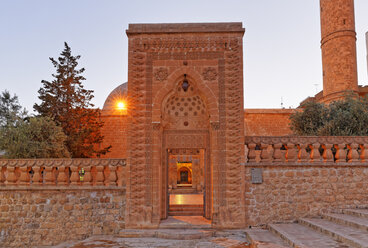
[34,42,110,157]
[0,90,27,127]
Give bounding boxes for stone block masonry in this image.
[0,189,125,247]
[0,159,126,247]
[245,136,368,226]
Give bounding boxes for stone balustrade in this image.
[245,136,368,164]
[0,158,126,187]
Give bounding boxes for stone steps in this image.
[343,209,368,219]
[322,213,368,232]
[168,204,204,216]
[119,229,214,240]
[245,228,289,248]
[299,217,368,248]
[268,223,349,248]
[246,208,368,248]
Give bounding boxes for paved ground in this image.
[54,231,250,248]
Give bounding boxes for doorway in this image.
[167,148,205,217]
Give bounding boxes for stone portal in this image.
[125,23,246,228]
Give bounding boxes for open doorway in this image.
[167,149,205,216]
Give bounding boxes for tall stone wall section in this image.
[245,136,368,226]
[0,159,126,247]
[0,189,125,247]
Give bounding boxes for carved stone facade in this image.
[125,23,246,228]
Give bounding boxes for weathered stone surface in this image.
[0,189,126,247]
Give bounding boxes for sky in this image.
[0,0,368,113]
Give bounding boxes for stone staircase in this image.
[168,204,204,216]
[246,209,368,248]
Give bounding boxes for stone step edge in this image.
[322,213,368,232]
[245,229,290,248]
[268,223,308,248]
[343,209,368,219]
[169,208,203,211]
[298,218,364,248]
[158,224,212,229]
[118,229,215,240]
[168,214,204,216]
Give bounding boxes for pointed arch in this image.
[152,67,219,123]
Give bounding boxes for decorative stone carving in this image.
[19,166,30,186]
[154,67,168,81]
[44,166,55,185]
[95,165,105,186]
[57,166,68,185]
[273,143,283,162]
[5,167,16,185]
[32,166,42,185]
[210,122,220,131]
[347,144,359,163]
[202,67,217,81]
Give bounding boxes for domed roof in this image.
[103,82,128,110]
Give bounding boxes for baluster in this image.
[260,143,271,162]
[0,166,5,186]
[335,144,347,163]
[6,167,17,185]
[70,165,79,185]
[360,144,368,162]
[44,166,55,185]
[347,143,359,162]
[286,143,297,162]
[322,144,334,162]
[116,165,124,187]
[298,144,309,163]
[103,166,110,186]
[82,166,92,186]
[310,143,321,162]
[18,166,30,186]
[247,143,257,162]
[32,166,42,185]
[95,165,104,186]
[57,166,68,185]
[108,165,117,186]
[273,143,283,162]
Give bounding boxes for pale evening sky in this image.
[1,0,368,113]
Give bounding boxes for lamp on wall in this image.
[182,74,189,92]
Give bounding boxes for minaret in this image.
[320,0,358,103]
[366,32,368,77]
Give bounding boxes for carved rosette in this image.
[154,67,168,82]
[202,67,217,81]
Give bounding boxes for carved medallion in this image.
[202,67,217,81]
[154,68,168,82]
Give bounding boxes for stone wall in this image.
[0,159,126,247]
[100,113,128,158]
[244,136,368,226]
[244,109,294,136]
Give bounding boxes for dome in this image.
[103,82,128,110]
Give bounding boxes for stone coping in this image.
[0,158,126,167]
[126,22,245,34]
[244,109,296,114]
[244,162,368,167]
[0,185,125,191]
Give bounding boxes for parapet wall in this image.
[244,136,368,226]
[0,159,126,247]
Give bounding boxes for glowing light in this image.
[117,101,126,111]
